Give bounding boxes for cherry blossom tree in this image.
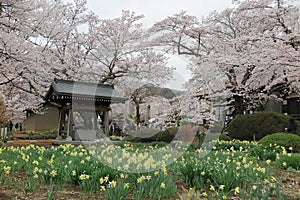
[0,2,174,116]
[114,79,175,129]
[151,0,300,117]
[76,11,175,129]
[0,0,92,113]
[79,10,173,85]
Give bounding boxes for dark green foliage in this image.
[149,141,167,148]
[172,152,209,189]
[248,145,282,161]
[15,130,57,140]
[227,112,299,141]
[187,133,226,150]
[121,127,180,143]
[218,133,231,141]
[43,130,58,139]
[133,173,177,200]
[213,140,257,151]
[276,153,300,170]
[259,133,300,153]
[156,127,179,143]
[130,128,159,143]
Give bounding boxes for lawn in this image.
[0,139,299,200]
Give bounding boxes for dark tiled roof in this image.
[45,79,126,101]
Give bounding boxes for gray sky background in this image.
[87,0,232,27]
[86,0,233,90]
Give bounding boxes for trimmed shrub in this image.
[258,133,300,153]
[122,135,136,142]
[227,111,299,141]
[218,133,231,141]
[132,128,159,143]
[156,127,179,143]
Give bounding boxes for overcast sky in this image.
[87,0,233,27]
[86,0,233,90]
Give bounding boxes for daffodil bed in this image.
[0,140,299,200]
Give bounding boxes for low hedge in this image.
[227,111,300,141]
[132,128,159,143]
[258,133,300,153]
[129,127,180,143]
[156,127,179,143]
[127,127,228,144]
[218,133,231,141]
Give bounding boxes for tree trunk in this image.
[135,102,141,130]
[232,95,245,117]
